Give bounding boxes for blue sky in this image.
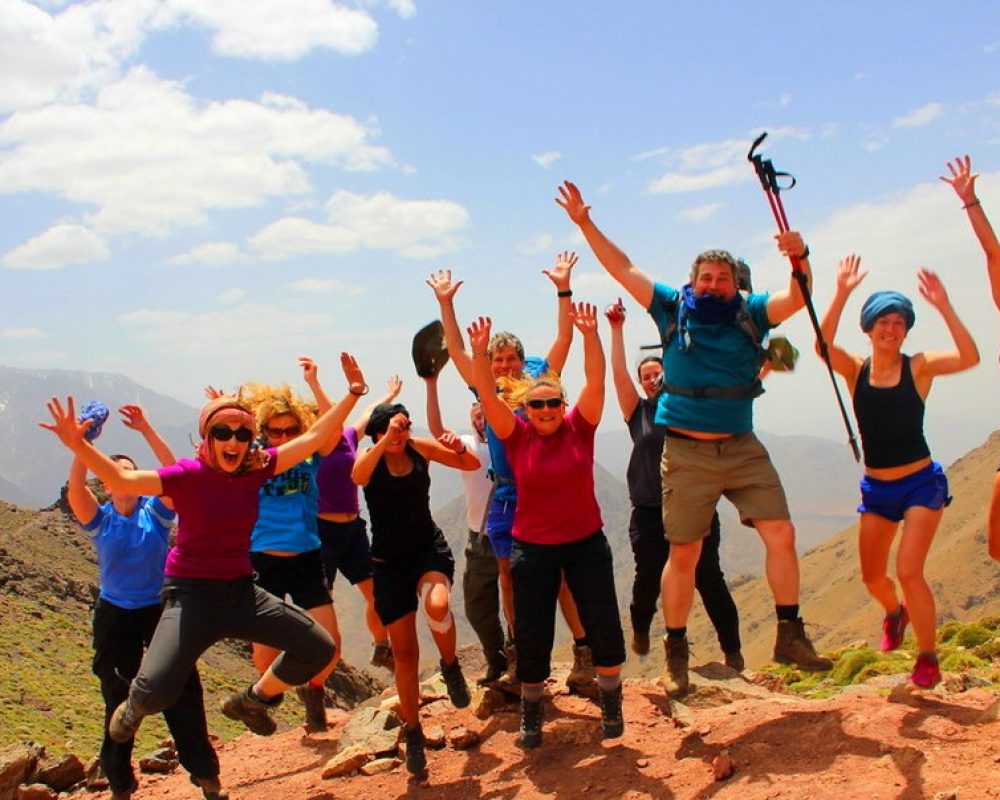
[2,1,1000,464]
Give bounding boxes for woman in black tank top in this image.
[351,402,481,775]
[818,254,979,689]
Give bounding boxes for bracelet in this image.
[964,199,981,210]
[557,289,573,298]
[799,246,811,260]
[350,383,369,396]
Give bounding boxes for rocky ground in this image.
[49,660,1000,800]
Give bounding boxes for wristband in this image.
[964,199,981,210]
[350,383,369,396]
[557,289,573,298]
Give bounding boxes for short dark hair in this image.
[636,356,662,381]
[110,454,137,469]
[689,249,740,284]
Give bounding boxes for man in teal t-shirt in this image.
[558,180,833,696]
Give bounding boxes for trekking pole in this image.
[747,132,861,462]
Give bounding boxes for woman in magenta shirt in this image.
[467,303,625,750]
[41,354,368,749]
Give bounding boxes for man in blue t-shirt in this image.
[558,180,833,696]
[66,406,224,800]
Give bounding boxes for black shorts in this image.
[250,549,331,611]
[372,528,455,627]
[317,517,374,586]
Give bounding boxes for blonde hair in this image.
[498,373,564,409]
[238,382,316,432]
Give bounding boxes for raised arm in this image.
[556,181,654,309]
[351,418,398,487]
[542,251,577,374]
[301,356,333,415]
[352,375,402,437]
[423,374,446,439]
[275,354,366,473]
[468,316,516,439]
[766,230,813,324]
[67,455,99,526]
[119,404,176,509]
[41,397,163,496]
[571,302,605,426]
[817,254,867,387]
[941,155,1000,311]
[912,269,980,380]
[412,432,481,472]
[427,270,475,386]
[605,298,640,420]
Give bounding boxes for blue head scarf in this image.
[859,291,915,333]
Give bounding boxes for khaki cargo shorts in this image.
[660,431,790,544]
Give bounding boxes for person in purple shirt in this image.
[40,354,368,749]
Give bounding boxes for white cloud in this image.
[119,309,192,326]
[246,190,469,261]
[570,270,621,297]
[2,223,108,269]
[674,203,723,223]
[217,288,245,305]
[292,278,366,295]
[780,92,792,107]
[0,68,395,237]
[0,327,45,340]
[532,150,561,169]
[648,165,748,194]
[0,0,155,112]
[169,242,250,267]
[162,0,378,61]
[891,102,943,128]
[387,0,417,18]
[518,234,555,255]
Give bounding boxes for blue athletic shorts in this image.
[485,497,515,559]
[858,461,951,522]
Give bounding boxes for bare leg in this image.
[416,572,457,664]
[385,613,421,727]
[896,506,944,654]
[754,519,799,605]
[660,540,701,628]
[355,577,387,643]
[251,602,341,684]
[857,512,901,613]
[557,575,586,639]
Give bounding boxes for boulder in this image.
[32,754,84,791]
[321,745,371,779]
[0,743,45,800]
[337,707,402,758]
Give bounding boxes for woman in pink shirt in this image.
[40,354,367,757]
[467,303,625,750]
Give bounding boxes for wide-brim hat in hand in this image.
[766,335,799,372]
[412,320,450,378]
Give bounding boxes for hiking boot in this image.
[403,725,427,775]
[519,697,544,749]
[566,644,596,693]
[479,653,508,686]
[773,618,833,672]
[371,642,395,673]
[109,698,144,744]
[295,684,328,732]
[724,650,746,672]
[110,778,138,800]
[880,604,910,652]
[910,652,942,689]
[440,658,471,709]
[221,687,281,736]
[661,636,690,696]
[631,628,651,656]
[190,775,230,800]
[598,683,624,739]
[495,641,521,695]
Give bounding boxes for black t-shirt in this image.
[626,395,666,507]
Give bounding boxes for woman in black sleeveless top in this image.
[351,402,480,775]
[818,254,978,689]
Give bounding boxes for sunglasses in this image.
[525,398,564,410]
[263,424,301,439]
[209,424,254,443]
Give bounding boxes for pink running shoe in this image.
[910,652,942,689]
[880,605,909,652]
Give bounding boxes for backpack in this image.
[658,295,768,400]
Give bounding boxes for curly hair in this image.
[487,331,526,362]
[238,382,317,433]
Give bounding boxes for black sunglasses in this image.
[525,398,564,410]
[263,424,301,439]
[210,424,254,443]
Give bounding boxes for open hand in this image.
[39,396,90,451]
[940,155,979,205]
[836,254,868,295]
[555,181,591,225]
[918,268,950,310]
[426,270,463,303]
[340,353,367,395]
[542,250,578,291]
[119,405,150,433]
[570,301,599,335]
[467,316,493,355]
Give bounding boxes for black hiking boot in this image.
[295,684,328,732]
[598,683,624,739]
[403,724,427,775]
[773,618,833,672]
[519,697,544,749]
[440,658,471,708]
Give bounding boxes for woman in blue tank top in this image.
[818,254,979,689]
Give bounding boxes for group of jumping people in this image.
[40,154,999,793]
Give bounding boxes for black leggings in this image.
[128,576,335,716]
[629,506,741,654]
[92,599,218,793]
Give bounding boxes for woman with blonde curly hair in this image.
[236,357,362,731]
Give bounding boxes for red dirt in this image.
[82,677,1000,800]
